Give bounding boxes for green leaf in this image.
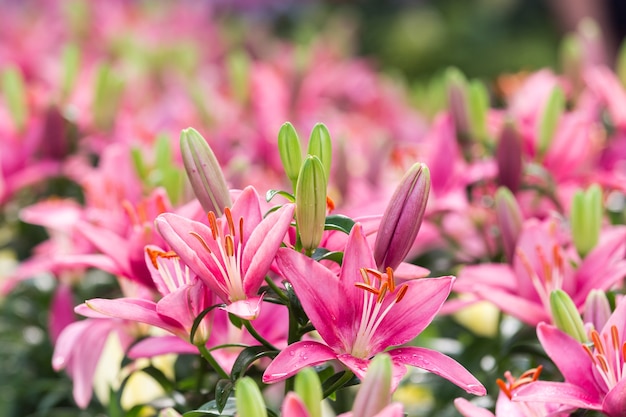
[141,365,175,392]
[215,379,234,413]
[190,304,225,345]
[183,397,238,416]
[230,346,278,380]
[311,248,344,265]
[324,214,355,234]
[2,66,27,131]
[228,312,243,329]
[265,189,295,203]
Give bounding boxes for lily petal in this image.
[128,336,198,359]
[454,398,495,417]
[388,346,486,395]
[223,296,263,320]
[474,286,548,326]
[513,381,602,410]
[537,323,602,401]
[603,377,626,417]
[263,341,337,384]
[281,393,311,417]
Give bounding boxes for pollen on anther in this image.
[207,212,219,240]
[395,285,408,302]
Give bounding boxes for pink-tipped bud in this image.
[496,120,523,194]
[494,187,523,264]
[374,163,430,270]
[583,289,611,331]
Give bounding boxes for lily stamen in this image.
[582,326,625,390]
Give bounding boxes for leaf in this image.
[311,248,344,265]
[324,214,355,234]
[183,397,238,416]
[230,346,278,380]
[141,365,175,392]
[190,304,225,344]
[215,379,234,413]
[265,189,295,203]
[228,312,243,329]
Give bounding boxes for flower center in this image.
[189,207,246,301]
[517,243,565,311]
[351,267,408,358]
[582,326,626,391]
[146,248,191,293]
[496,366,545,417]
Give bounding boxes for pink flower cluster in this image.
[2,1,626,416]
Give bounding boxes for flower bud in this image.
[583,289,611,331]
[227,49,251,104]
[374,163,430,270]
[294,367,322,417]
[537,86,565,159]
[467,80,489,143]
[92,63,124,131]
[496,120,522,194]
[494,186,523,263]
[60,43,81,103]
[352,354,393,417]
[296,155,327,252]
[559,34,583,94]
[278,122,303,189]
[235,376,267,417]
[445,67,470,141]
[550,289,587,343]
[180,127,231,216]
[2,66,27,131]
[307,123,332,180]
[570,184,602,257]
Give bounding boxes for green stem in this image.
[265,276,289,303]
[243,320,278,351]
[322,371,355,399]
[197,344,230,380]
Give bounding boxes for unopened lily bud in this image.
[294,367,322,417]
[618,39,626,87]
[227,49,251,104]
[583,289,611,331]
[537,86,565,159]
[550,289,587,343]
[352,354,393,417]
[278,122,303,189]
[296,155,327,252]
[496,120,522,194]
[445,67,470,140]
[60,43,81,102]
[570,184,602,257]
[93,63,124,131]
[467,80,489,143]
[2,66,27,131]
[374,163,430,270]
[235,377,267,417]
[559,34,583,93]
[180,128,231,216]
[307,123,332,180]
[495,187,523,264]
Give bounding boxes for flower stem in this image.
[243,320,278,351]
[264,276,289,303]
[197,344,230,380]
[322,370,355,399]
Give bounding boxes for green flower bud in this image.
[278,122,303,189]
[60,43,81,103]
[537,86,565,159]
[307,123,332,180]
[294,368,322,417]
[92,63,124,131]
[227,49,251,104]
[352,354,393,417]
[467,80,489,143]
[180,127,231,216]
[2,66,27,131]
[494,187,523,264]
[296,155,327,252]
[445,67,470,140]
[550,289,587,343]
[235,377,267,417]
[570,184,602,257]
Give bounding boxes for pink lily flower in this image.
[263,223,485,395]
[514,297,626,417]
[156,186,295,319]
[84,245,215,345]
[448,218,626,326]
[455,366,572,417]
